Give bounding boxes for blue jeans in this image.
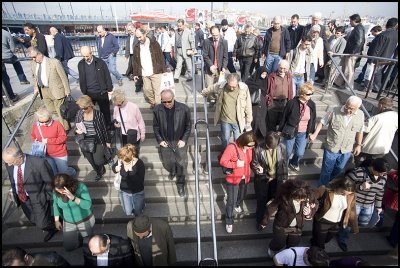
[309,63,316,83]
[45,156,76,177]
[119,190,145,216]
[61,60,79,80]
[220,121,241,150]
[292,75,305,96]
[104,54,123,81]
[265,54,282,74]
[283,132,308,166]
[319,149,351,186]
[225,180,247,225]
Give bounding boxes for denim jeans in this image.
[119,190,145,216]
[2,55,28,82]
[292,75,305,96]
[319,149,351,186]
[164,52,176,70]
[61,60,79,80]
[265,54,282,74]
[104,54,123,81]
[309,63,315,83]
[45,156,77,177]
[225,180,247,225]
[220,121,241,150]
[282,132,308,166]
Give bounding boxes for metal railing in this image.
[327,53,398,162]
[191,54,218,266]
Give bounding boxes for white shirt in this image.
[139,38,154,77]
[129,34,135,54]
[35,56,49,87]
[13,155,28,197]
[220,27,237,52]
[157,31,170,52]
[96,249,109,266]
[274,247,308,266]
[293,49,306,74]
[322,194,347,223]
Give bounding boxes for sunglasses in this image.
[305,93,314,96]
[82,107,89,110]
[161,100,173,104]
[39,119,51,124]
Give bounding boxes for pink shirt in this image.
[298,103,310,133]
[113,101,146,141]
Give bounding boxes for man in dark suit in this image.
[50,26,79,80]
[2,147,58,242]
[203,25,229,87]
[288,14,305,50]
[83,234,134,266]
[153,89,192,197]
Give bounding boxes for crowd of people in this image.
[2,12,398,266]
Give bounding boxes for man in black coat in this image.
[2,147,58,242]
[78,46,113,128]
[370,17,398,93]
[21,22,49,57]
[83,234,134,266]
[288,14,305,50]
[153,89,192,197]
[203,26,228,87]
[2,247,70,266]
[50,26,78,80]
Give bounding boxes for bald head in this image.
[88,235,110,256]
[2,147,24,167]
[80,46,93,62]
[97,25,106,37]
[273,16,282,30]
[49,27,58,36]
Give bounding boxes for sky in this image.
[2,2,398,18]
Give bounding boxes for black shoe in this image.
[177,186,185,197]
[337,239,348,252]
[256,223,265,232]
[186,78,193,82]
[20,81,30,85]
[11,94,20,102]
[44,229,58,242]
[135,87,142,92]
[168,173,176,181]
[174,78,179,83]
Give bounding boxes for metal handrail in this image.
[327,53,398,162]
[191,54,218,266]
[3,92,38,150]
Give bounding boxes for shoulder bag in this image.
[114,160,122,191]
[30,123,47,157]
[221,143,241,175]
[119,108,138,145]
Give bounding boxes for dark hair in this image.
[291,14,299,20]
[101,234,109,247]
[23,22,36,30]
[2,247,27,266]
[51,173,79,197]
[328,177,356,193]
[349,14,361,23]
[210,25,220,33]
[301,35,312,43]
[235,131,257,148]
[160,25,166,30]
[275,179,313,204]
[264,131,280,149]
[195,22,201,27]
[371,25,382,32]
[177,19,185,25]
[308,246,330,266]
[386,18,398,29]
[328,21,336,28]
[371,158,390,173]
[336,26,345,34]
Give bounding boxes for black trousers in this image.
[159,145,188,186]
[239,56,253,82]
[311,217,339,249]
[21,196,55,231]
[266,99,287,132]
[254,176,277,224]
[269,225,302,251]
[88,92,112,128]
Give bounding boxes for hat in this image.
[132,215,151,233]
[221,19,228,26]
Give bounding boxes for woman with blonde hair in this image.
[75,95,111,181]
[111,89,145,155]
[112,144,145,216]
[278,82,316,172]
[31,106,76,176]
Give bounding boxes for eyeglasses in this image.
[305,93,314,96]
[39,119,50,124]
[82,107,89,110]
[247,143,255,147]
[161,100,173,104]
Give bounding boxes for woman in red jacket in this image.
[31,106,76,177]
[220,131,257,234]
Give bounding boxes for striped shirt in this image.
[83,120,96,136]
[345,167,386,209]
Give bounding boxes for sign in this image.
[185,8,196,23]
[237,16,246,25]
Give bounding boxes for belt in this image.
[292,73,304,77]
[269,52,279,55]
[64,213,93,225]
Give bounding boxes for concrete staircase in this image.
[2,78,397,266]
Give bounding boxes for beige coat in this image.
[31,57,70,99]
[202,81,253,132]
[174,28,195,59]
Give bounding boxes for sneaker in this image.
[234,206,243,213]
[225,224,233,234]
[20,81,30,85]
[289,163,300,172]
[118,80,123,86]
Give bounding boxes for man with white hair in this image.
[302,12,327,41]
[262,16,291,74]
[309,95,364,186]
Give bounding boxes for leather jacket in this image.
[343,24,365,54]
[234,33,260,58]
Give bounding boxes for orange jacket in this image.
[220,142,253,185]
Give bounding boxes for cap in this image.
[221,19,228,26]
[132,215,151,233]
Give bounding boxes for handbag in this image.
[251,88,262,106]
[60,95,80,122]
[78,136,97,153]
[221,143,241,175]
[30,123,47,157]
[281,124,297,139]
[119,108,139,145]
[114,162,122,191]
